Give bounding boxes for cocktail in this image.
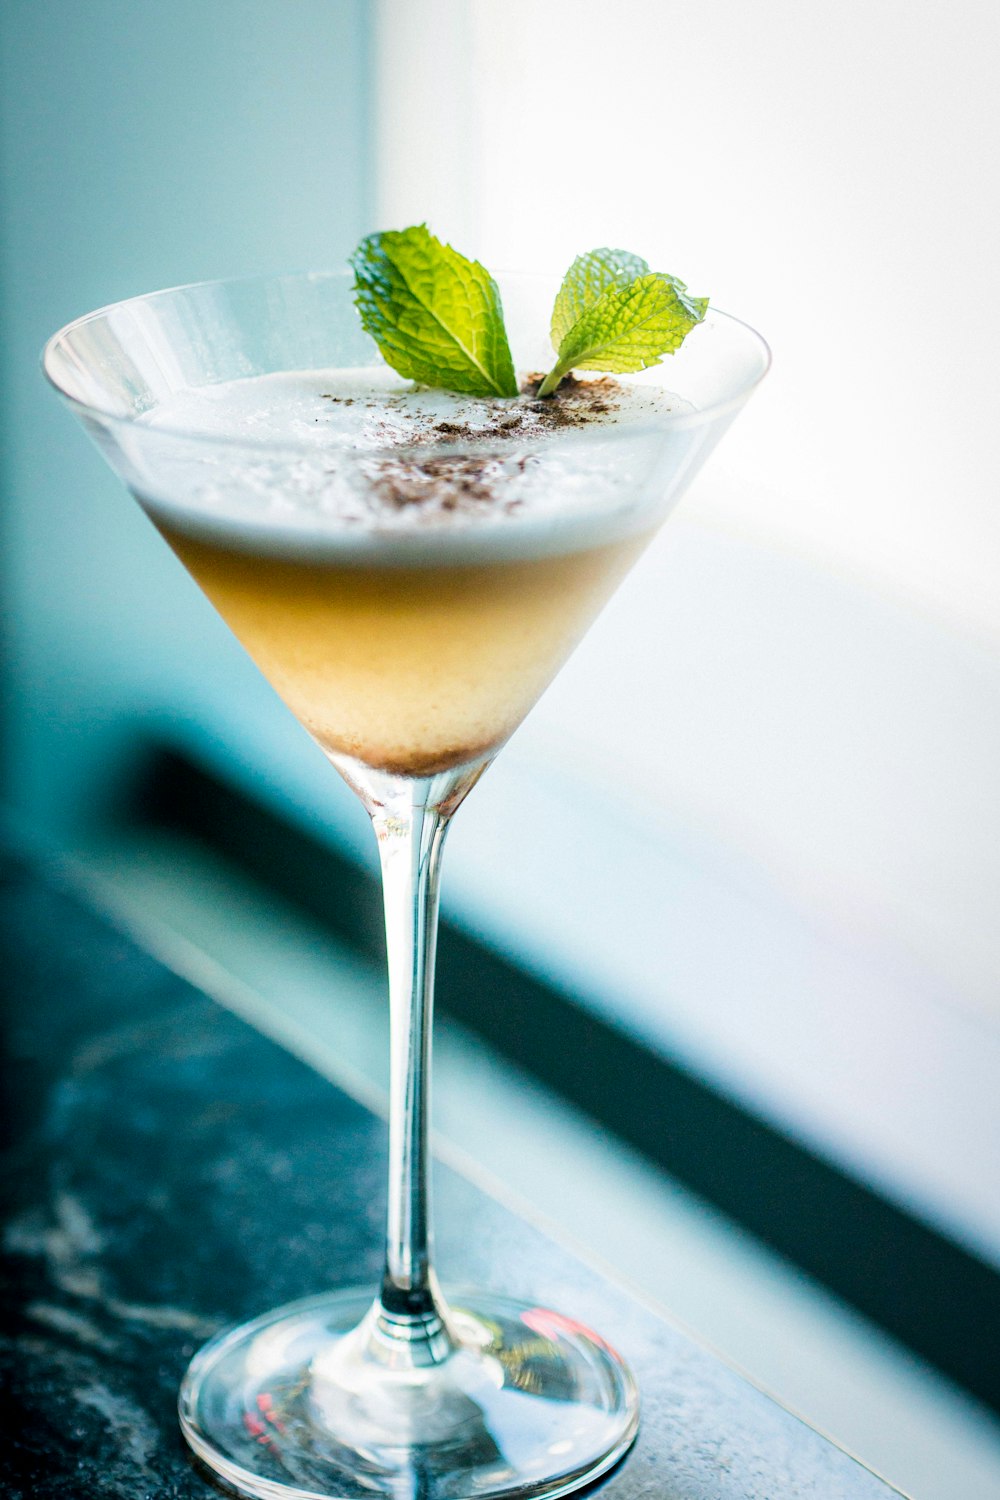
[44,244,768,1500]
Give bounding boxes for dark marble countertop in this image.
[0,843,904,1498]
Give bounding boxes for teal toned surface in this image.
[0,0,373,842]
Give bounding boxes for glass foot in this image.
[179,1287,639,1500]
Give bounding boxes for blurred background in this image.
[2,3,999,1496]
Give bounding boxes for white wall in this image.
[377,0,1000,640]
[375,0,1000,1251]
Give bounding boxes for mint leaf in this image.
[550,247,650,349]
[539,259,708,396]
[351,225,518,398]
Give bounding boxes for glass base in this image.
[179,1287,639,1500]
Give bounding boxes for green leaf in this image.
[539,261,708,397]
[350,225,518,398]
[550,247,650,349]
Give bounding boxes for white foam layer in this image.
[131,367,700,563]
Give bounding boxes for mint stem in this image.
[536,364,567,398]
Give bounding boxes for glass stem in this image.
[373,786,448,1318]
[331,752,492,1349]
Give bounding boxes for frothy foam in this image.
[132,368,696,561]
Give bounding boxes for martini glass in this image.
[44,270,769,1500]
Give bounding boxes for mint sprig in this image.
[350,225,518,398]
[538,249,708,396]
[549,247,651,350]
[348,229,708,400]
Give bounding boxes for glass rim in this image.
[42,267,772,456]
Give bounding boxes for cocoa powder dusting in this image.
[326,374,628,518]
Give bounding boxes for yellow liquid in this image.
[159,525,646,775]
